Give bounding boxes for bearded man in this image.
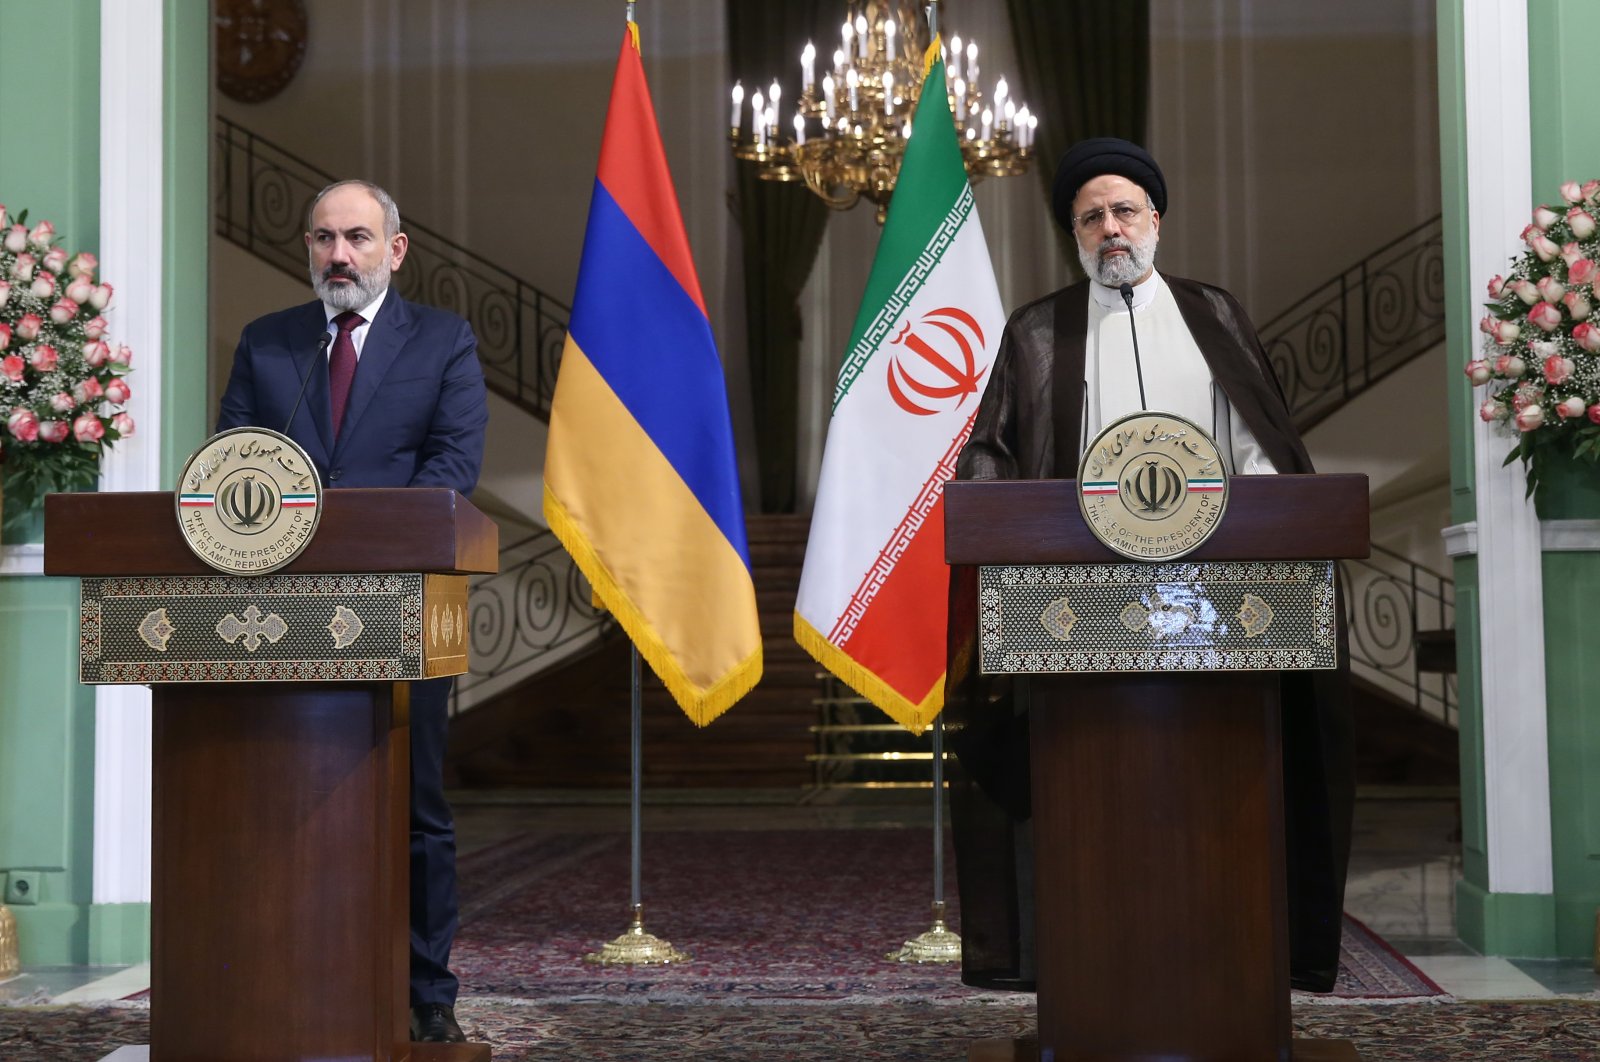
[217,179,488,1043]
[946,138,1354,994]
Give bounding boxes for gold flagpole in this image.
[586,643,688,965]
[583,0,687,969]
[889,713,961,963]
[888,0,960,967]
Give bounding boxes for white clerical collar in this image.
[1089,270,1164,312]
[322,286,389,327]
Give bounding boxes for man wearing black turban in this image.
[944,137,1355,994]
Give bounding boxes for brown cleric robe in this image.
[945,273,1355,993]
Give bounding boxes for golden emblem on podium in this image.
[1077,411,1229,561]
[175,427,323,575]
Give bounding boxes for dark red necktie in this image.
[328,310,364,438]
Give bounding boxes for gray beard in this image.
[309,258,391,312]
[1078,231,1158,288]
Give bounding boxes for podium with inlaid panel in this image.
[47,488,494,1062]
[947,474,1368,1062]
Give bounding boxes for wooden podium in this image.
[946,475,1368,1062]
[45,488,497,1062]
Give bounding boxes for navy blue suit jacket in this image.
[217,292,487,496]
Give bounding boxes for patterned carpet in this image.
[450,828,1443,1002]
[3,1000,1598,1061]
[1,826,1485,1060]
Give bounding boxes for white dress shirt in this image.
[1083,271,1275,475]
[320,287,389,362]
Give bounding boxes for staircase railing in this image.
[213,116,569,422]
[1261,215,1444,432]
[1340,543,1456,727]
[452,527,613,712]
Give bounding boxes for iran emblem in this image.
[886,306,988,416]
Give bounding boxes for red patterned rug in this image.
[4,1000,1596,1061]
[451,827,1445,1002]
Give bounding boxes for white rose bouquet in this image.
[1468,180,1600,496]
[0,205,135,535]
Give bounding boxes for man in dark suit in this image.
[217,179,488,1044]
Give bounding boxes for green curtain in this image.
[1003,0,1151,251]
[728,1,830,513]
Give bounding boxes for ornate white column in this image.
[92,0,165,906]
[1453,0,1553,894]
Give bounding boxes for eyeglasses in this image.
[1072,202,1148,231]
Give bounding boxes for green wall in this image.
[1442,0,1600,957]
[0,2,103,966]
[161,0,210,481]
[1526,0,1600,959]
[0,0,210,966]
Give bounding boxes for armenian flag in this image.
[794,42,1005,733]
[543,22,761,725]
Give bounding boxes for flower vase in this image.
[1534,456,1600,520]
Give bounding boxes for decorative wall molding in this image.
[1541,519,1600,552]
[0,544,45,576]
[1441,521,1477,558]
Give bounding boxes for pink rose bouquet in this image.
[1470,178,1600,494]
[0,204,134,534]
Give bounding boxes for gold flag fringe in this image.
[543,484,762,726]
[793,611,943,735]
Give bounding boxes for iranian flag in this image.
[794,42,1005,733]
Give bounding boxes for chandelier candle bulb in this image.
[1028,112,1038,149]
[726,11,1030,221]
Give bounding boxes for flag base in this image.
[584,903,689,965]
[887,900,962,963]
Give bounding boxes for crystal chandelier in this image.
[728,0,1036,223]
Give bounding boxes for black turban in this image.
[1051,137,1167,231]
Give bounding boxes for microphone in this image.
[283,332,331,435]
[1119,282,1149,411]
